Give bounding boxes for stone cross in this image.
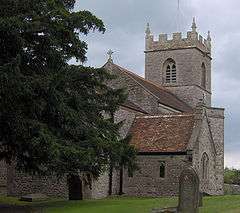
[107,49,114,62]
[177,166,200,213]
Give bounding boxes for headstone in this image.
[19,193,48,202]
[177,166,200,213]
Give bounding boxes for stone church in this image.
[0,19,224,199]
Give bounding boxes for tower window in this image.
[201,63,206,89]
[164,59,177,83]
[159,161,166,178]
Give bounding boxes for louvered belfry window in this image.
[165,59,177,83]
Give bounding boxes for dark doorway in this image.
[68,175,83,200]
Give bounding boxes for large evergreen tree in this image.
[0,0,136,177]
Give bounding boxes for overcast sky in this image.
[74,0,240,169]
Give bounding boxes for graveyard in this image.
[1,167,240,213]
[1,195,240,213]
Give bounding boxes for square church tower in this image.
[145,18,212,108]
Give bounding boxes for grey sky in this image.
[74,0,240,168]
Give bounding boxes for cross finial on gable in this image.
[107,49,114,63]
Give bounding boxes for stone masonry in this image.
[145,20,212,108]
[123,155,187,197]
[0,161,7,195]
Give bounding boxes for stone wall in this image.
[0,161,7,195]
[7,165,68,198]
[206,107,225,195]
[224,184,240,195]
[112,168,120,195]
[91,171,109,199]
[191,107,224,195]
[123,155,188,197]
[192,115,217,195]
[165,85,211,108]
[7,165,111,200]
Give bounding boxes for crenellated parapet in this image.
[145,18,211,56]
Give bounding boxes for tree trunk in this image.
[109,165,113,195]
[119,166,123,195]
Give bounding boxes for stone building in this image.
[0,19,224,198]
[105,18,224,196]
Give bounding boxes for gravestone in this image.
[151,166,201,213]
[19,193,48,202]
[177,166,199,213]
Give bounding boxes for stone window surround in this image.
[163,58,177,84]
[159,161,166,178]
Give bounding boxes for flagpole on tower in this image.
[174,0,188,32]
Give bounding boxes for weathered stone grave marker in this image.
[151,166,200,213]
[20,193,48,202]
[177,166,199,213]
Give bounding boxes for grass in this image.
[1,195,240,213]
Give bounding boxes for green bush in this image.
[224,167,240,185]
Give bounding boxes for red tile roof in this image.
[129,114,195,153]
[110,63,192,112]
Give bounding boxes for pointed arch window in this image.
[164,59,177,83]
[201,152,209,180]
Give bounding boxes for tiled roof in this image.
[110,63,192,112]
[121,100,148,114]
[129,114,195,153]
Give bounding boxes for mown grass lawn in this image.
[1,195,240,213]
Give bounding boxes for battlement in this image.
[145,19,211,55]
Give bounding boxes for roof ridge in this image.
[114,64,169,92]
[136,113,194,119]
[113,64,167,104]
[112,63,192,110]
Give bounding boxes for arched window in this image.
[159,161,166,178]
[201,153,209,180]
[201,63,206,89]
[164,59,177,83]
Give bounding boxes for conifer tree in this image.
[0,0,136,177]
